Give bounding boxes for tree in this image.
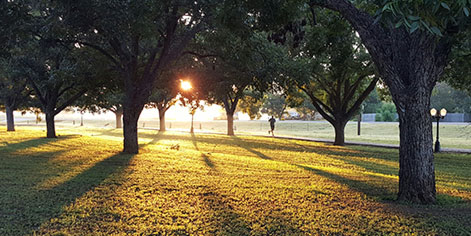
[77,88,125,129]
[309,0,471,203]
[21,43,100,138]
[443,30,471,96]
[292,10,377,145]
[75,65,124,129]
[58,0,241,153]
[431,83,471,113]
[194,30,285,135]
[287,92,317,120]
[238,90,264,120]
[179,73,209,133]
[0,1,32,131]
[146,74,179,132]
[261,93,289,120]
[363,88,382,114]
[376,103,397,122]
[0,60,31,131]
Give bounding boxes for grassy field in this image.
[0,127,470,235]
[2,115,471,149]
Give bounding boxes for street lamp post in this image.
[430,108,447,152]
[357,104,364,136]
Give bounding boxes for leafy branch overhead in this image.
[374,0,471,36]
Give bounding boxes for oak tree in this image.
[309,0,471,203]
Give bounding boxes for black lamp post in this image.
[430,108,447,152]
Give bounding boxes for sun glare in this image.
[181,80,192,91]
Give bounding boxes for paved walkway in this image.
[262,134,471,154]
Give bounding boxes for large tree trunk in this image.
[115,111,123,129]
[5,105,15,132]
[383,35,445,204]
[308,0,451,204]
[123,106,142,154]
[333,121,347,146]
[227,112,234,136]
[45,112,56,138]
[158,108,166,132]
[396,90,436,203]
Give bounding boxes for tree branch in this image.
[299,86,335,124]
[309,0,389,68]
[76,41,121,68]
[346,76,379,119]
[57,84,75,98]
[54,89,87,116]
[27,77,46,107]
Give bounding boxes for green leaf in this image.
[440,2,450,10]
[410,22,420,33]
[430,26,443,36]
[395,20,403,28]
[464,7,470,17]
[407,15,420,21]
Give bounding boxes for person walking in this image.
[268,116,276,137]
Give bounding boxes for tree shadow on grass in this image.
[0,135,76,153]
[196,187,304,235]
[230,136,272,160]
[197,188,251,235]
[0,151,135,235]
[294,164,396,200]
[332,153,399,177]
[191,133,215,169]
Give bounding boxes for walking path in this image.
[266,135,471,154]
[7,124,471,154]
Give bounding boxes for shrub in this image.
[376,103,397,122]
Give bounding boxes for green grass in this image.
[8,117,470,149]
[0,127,470,235]
[4,113,471,149]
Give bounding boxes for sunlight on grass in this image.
[0,127,470,235]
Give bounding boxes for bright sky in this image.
[146,101,224,121]
[59,101,251,122]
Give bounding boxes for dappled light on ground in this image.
[0,127,470,235]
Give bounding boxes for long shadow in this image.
[197,187,251,235]
[196,186,304,235]
[140,130,165,149]
[230,136,272,160]
[293,166,471,233]
[1,151,135,235]
[0,135,76,154]
[333,154,399,177]
[295,164,396,200]
[191,133,215,169]
[92,129,349,158]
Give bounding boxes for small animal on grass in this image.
[170,144,180,150]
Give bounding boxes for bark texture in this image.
[333,121,347,145]
[397,94,435,203]
[115,111,123,129]
[5,105,15,132]
[46,112,56,138]
[123,101,144,154]
[158,107,166,132]
[309,0,453,203]
[227,113,234,136]
[222,94,241,136]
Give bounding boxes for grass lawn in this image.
[0,127,470,235]
[3,115,471,149]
